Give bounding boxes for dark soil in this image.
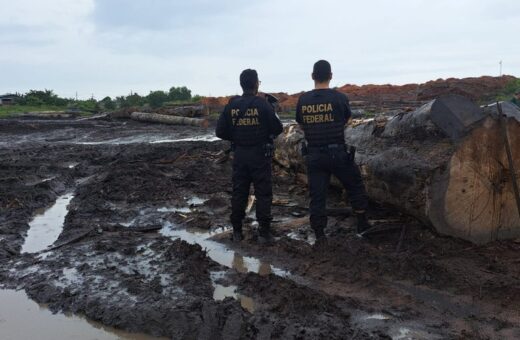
[1,117,519,339]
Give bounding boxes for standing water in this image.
[21,194,73,253]
[0,289,165,340]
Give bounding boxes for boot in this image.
[355,212,371,236]
[257,223,273,245]
[231,223,243,242]
[313,227,328,248]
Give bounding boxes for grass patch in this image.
[0,105,93,118]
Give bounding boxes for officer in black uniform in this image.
[296,60,370,241]
[216,69,283,243]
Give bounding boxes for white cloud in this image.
[0,0,518,98]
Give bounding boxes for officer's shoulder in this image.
[298,91,313,101]
[253,96,272,108]
[227,95,241,105]
[331,89,349,101]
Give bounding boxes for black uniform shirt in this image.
[216,94,283,146]
[296,89,352,146]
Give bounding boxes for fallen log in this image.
[130,112,208,128]
[18,111,75,118]
[274,95,520,244]
[158,105,206,117]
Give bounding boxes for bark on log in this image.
[130,112,208,128]
[274,95,520,244]
[158,105,206,117]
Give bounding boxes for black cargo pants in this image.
[305,146,368,233]
[230,146,272,229]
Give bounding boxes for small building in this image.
[0,94,18,105]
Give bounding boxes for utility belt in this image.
[230,141,275,158]
[301,143,356,161]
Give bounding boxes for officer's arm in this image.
[295,97,302,124]
[215,105,232,141]
[341,93,352,125]
[343,94,352,124]
[267,103,283,137]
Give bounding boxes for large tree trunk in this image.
[274,95,520,244]
[130,112,208,128]
[157,105,206,117]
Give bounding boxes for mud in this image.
[1,117,519,339]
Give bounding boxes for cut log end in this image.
[431,117,520,244]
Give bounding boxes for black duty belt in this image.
[308,144,347,152]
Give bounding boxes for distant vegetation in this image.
[0,86,203,117]
[496,78,520,101]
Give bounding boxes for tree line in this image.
[8,86,201,111]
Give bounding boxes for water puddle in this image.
[157,206,191,214]
[21,194,73,253]
[75,134,218,145]
[388,326,440,340]
[0,289,164,340]
[150,135,219,144]
[287,230,316,245]
[366,313,391,320]
[160,222,300,312]
[160,223,289,277]
[211,272,256,313]
[186,196,207,206]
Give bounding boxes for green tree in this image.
[168,86,191,102]
[100,96,116,110]
[126,93,144,107]
[22,89,68,106]
[147,90,169,108]
[115,96,128,108]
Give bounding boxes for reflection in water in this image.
[186,197,207,206]
[0,289,164,340]
[211,282,256,314]
[232,253,271,276]
[157,206,191,213]
[160,223,288,277]
[161,223,288,314]
[22,194,74,253]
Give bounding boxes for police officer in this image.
[216,69,283,243]
[296,60,370,241]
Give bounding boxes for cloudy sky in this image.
[1,0,519,99]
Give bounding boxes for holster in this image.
[347,145,356,161]
[263,143,274,157]
[300,142,308,156]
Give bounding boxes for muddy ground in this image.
[0,117,519,339]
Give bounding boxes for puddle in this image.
[21,194,73,253]
[211,272,256,313]
[160,222,304,313]
[186,196,207,206]
[150,135,219,144]
[366,313,391,320]
[0,289,165,340]
[157,206,191,214]
[287,230,316,245]
[160,223,289,277]
[388,326,440,340]
[75,134,218,145]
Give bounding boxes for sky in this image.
[1,0,519,99]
